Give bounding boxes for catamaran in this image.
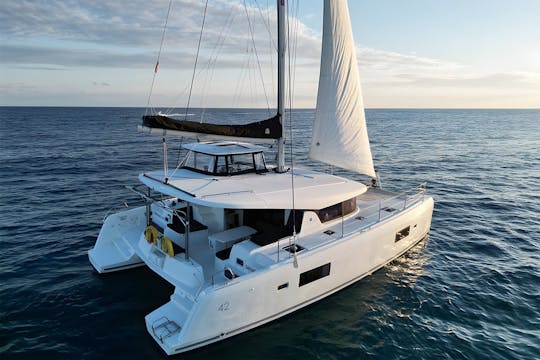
[89,0,434,355]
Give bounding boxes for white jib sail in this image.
[309,0,376,178]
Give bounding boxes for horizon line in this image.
[1,105,539,110]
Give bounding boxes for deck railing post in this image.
[185,202,190,260]
[146,188,151,226]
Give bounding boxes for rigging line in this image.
[286,0,298,260]
[285,0,298,110]
[169,139,188,179]
[185,0,209,121]
[253,0,278,51]
[268,0,275,115]
[242,0,271,113]
[232,49,250,108]
[232,47,247,108]
[290,0,299,105]
[253,0,276,115]
[264,0,276,113]
[175,136,185,167]
[165,84,190,117]
[146,0,173,115]
[199,7,236,122]
[165,11,231,118]
[165,24,233,118]
[177,6,236,117]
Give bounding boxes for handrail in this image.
[271,182,429,256]
[125,184,154,202]
[200,189,254,199]
[346,182,427,235]
[117,186,191,231]
[102,202,129,222]
[365,182,425,213]
[172,209,188,228]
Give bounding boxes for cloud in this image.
[7,65,68,71]
[0,44,178,68]
[0,1,281,50]
[1,0,175,47]
[393,71,540,88]
[350,47,540,108]
[93,81,111,86]
[2,1,538,108]
[0,0,321,69]
[0,82,36,94]
[358,47,461,72]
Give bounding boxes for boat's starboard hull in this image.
[143,196,433,355]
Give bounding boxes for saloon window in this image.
[317,197,357,223]
[253,152,267,171]
[215,156,228,174]
[183,151,268,175]
[183,152,215,173]
[227,154,254,173]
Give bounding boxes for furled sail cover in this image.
[309,0,376,178]
[142,114,282,140]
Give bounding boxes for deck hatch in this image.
[283,244,304,253]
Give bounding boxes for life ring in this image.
[161,236,175,257]
[144,225,159,245]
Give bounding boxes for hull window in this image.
[277,282,289,290]
[395,226,411,242]
[299,263,331,287]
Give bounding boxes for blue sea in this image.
[1,107,538,359]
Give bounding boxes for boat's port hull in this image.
[88,206,147,273]
[146,196,434,355]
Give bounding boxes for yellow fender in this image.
[144,225,159,245]
[161,236,175,257]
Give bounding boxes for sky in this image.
[1,0,539,108]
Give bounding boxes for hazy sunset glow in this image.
[1,0,539,108]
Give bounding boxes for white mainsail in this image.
[309,0,376,178]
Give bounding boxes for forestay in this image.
[309,0,376,178]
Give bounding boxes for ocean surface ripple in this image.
[1,107,538,359]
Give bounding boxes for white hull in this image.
[89,0,435,355]
[89,188,433,355]
[88,207,146,273]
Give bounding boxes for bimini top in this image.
[139,168,367,210]
[183,141,266,156]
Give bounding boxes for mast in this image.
[276,0,286,172]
